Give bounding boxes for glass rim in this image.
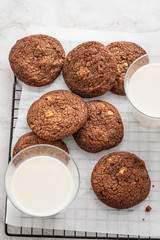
[5,144,80,218]
[124,53,160,120]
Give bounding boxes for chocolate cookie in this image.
[27,90,88,141]
[106,41,147,95]
[13,132,69,156]
[9,34,65,86]
[73,101,123,152]
[91,152,151,209]
[63,41,116,98]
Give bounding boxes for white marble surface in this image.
[1,0,160,239]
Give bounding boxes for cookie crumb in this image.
[145,205,152,212]
[142,218,145,221]
[152,184,155,188]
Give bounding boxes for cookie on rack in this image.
[9,34,65,86]
[91,152,151,209]
[106,41,147,95]
[63,41,117,98]
[27,90,88,141]
[13,132,69,156]
[73,100,123,152]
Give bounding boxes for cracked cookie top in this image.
[91,152,151,209]
[63,41,117,98]
[27,90,88,141]
[9,34,65,86]
[13,132,69,156]
[73,100,124,152]
[106,41,146,95]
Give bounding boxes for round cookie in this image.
[91,152,151,209]
[27,90,88,141]
[106,41,147,95]
[73,101,123,153]
[13,132,69,156]
[63,41,117,98]
[9,34,65,86]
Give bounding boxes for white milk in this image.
[12,156,73,216]
[128,63,160,126]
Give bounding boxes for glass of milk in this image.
[5,144,80,217]
[124,54,160,127]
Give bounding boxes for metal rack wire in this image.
[4,76,154,239]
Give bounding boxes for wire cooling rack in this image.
[5,76,156,239]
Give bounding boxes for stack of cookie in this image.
[9,34,151,210]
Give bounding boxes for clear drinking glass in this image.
[124,54,160,127]
[5,144,80,217]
